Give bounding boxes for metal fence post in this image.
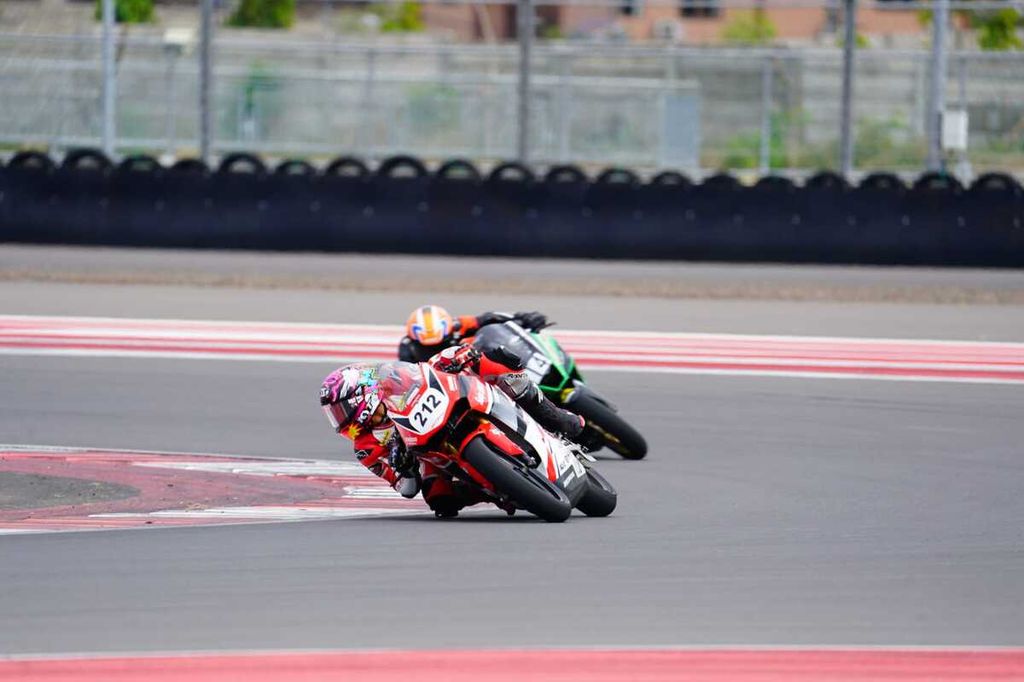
[164,49,179,159]
[839,0,857,178]
[958,53,967,110]
[101,0,116,157]
[199,0,214,165]
[516,0,534,165]
[926,0,950,171]
[359,48,377,156]
[557,52,572,163]
[954,52,972,181]
[759,56,774,174]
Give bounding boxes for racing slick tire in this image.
[463,437,573,522]
[571,394,648,460]
[576,469,617,517]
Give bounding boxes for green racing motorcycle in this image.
[472,321,648,459]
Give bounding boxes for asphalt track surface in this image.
[2,251,1024,656]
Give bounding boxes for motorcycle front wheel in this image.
[462,437,573,522]
[576,468,617,517]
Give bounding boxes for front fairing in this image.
[378,360,589,502]
[378,362,457,448]
[532,333,576,393]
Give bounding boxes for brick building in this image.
[422,2,924,45]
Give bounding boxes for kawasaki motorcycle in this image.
[471,321,648,459]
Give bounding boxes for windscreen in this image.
[377,361,424,413]
[473,322,540,366]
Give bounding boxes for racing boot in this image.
[428,495,462,519]
[479,344,586,445]
[395,475,420,500]
[422,468,466,518]
[517,382,585,441]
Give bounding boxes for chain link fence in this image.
[1,30,1022,175]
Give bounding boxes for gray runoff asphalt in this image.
[3,244,1024,305]
[0,275,1023,654]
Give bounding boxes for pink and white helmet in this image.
[319,364,381,432]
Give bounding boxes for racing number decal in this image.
[408,387,449,434]
[525,353,551,382]
[412,393,441,427]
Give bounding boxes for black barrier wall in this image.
[1,150,1022,266]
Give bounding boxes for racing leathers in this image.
[397,310,547,363]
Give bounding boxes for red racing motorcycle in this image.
[376,361,617,522]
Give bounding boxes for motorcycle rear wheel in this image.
[462,437,573,522]
[576,469,617,517]
[571,394,648,460]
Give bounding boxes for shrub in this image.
[717,115,928,171]
[976,9,1023,50]
[836,32,869,48]
[228,0,296,29]
[920,7,1022,51]
[380,2,425,33]
[721,10,777,45]
[223,62,285,141]
[720,111,799,170]
[94,0,154,24]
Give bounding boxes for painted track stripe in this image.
[5,313,1023,349]
[4,332,1024,366]
[1,315,1023,384]
[0,446,427,535]
[2,649,1023,682]
[4,338,1023,373]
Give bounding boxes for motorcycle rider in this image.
[398,304,548,363]
[320,345,584,518]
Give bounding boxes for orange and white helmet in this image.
[405,305,454,346]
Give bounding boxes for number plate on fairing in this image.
[407,387,449,435]
[525,353,552,382]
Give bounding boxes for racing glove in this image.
[482,344,524,372]
[387,440,416,477]
[388,441,421,499]
[433,344,481,373]
[513,311,548,331]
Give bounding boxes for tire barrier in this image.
[1,151,1021,266]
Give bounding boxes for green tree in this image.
[228,0,296,29]
[94,0,154,24]
[721,10,777,45]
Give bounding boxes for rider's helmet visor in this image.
[322,398,359,432]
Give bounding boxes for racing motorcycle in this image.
[471,321,648,459]
[376,360,617,522]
